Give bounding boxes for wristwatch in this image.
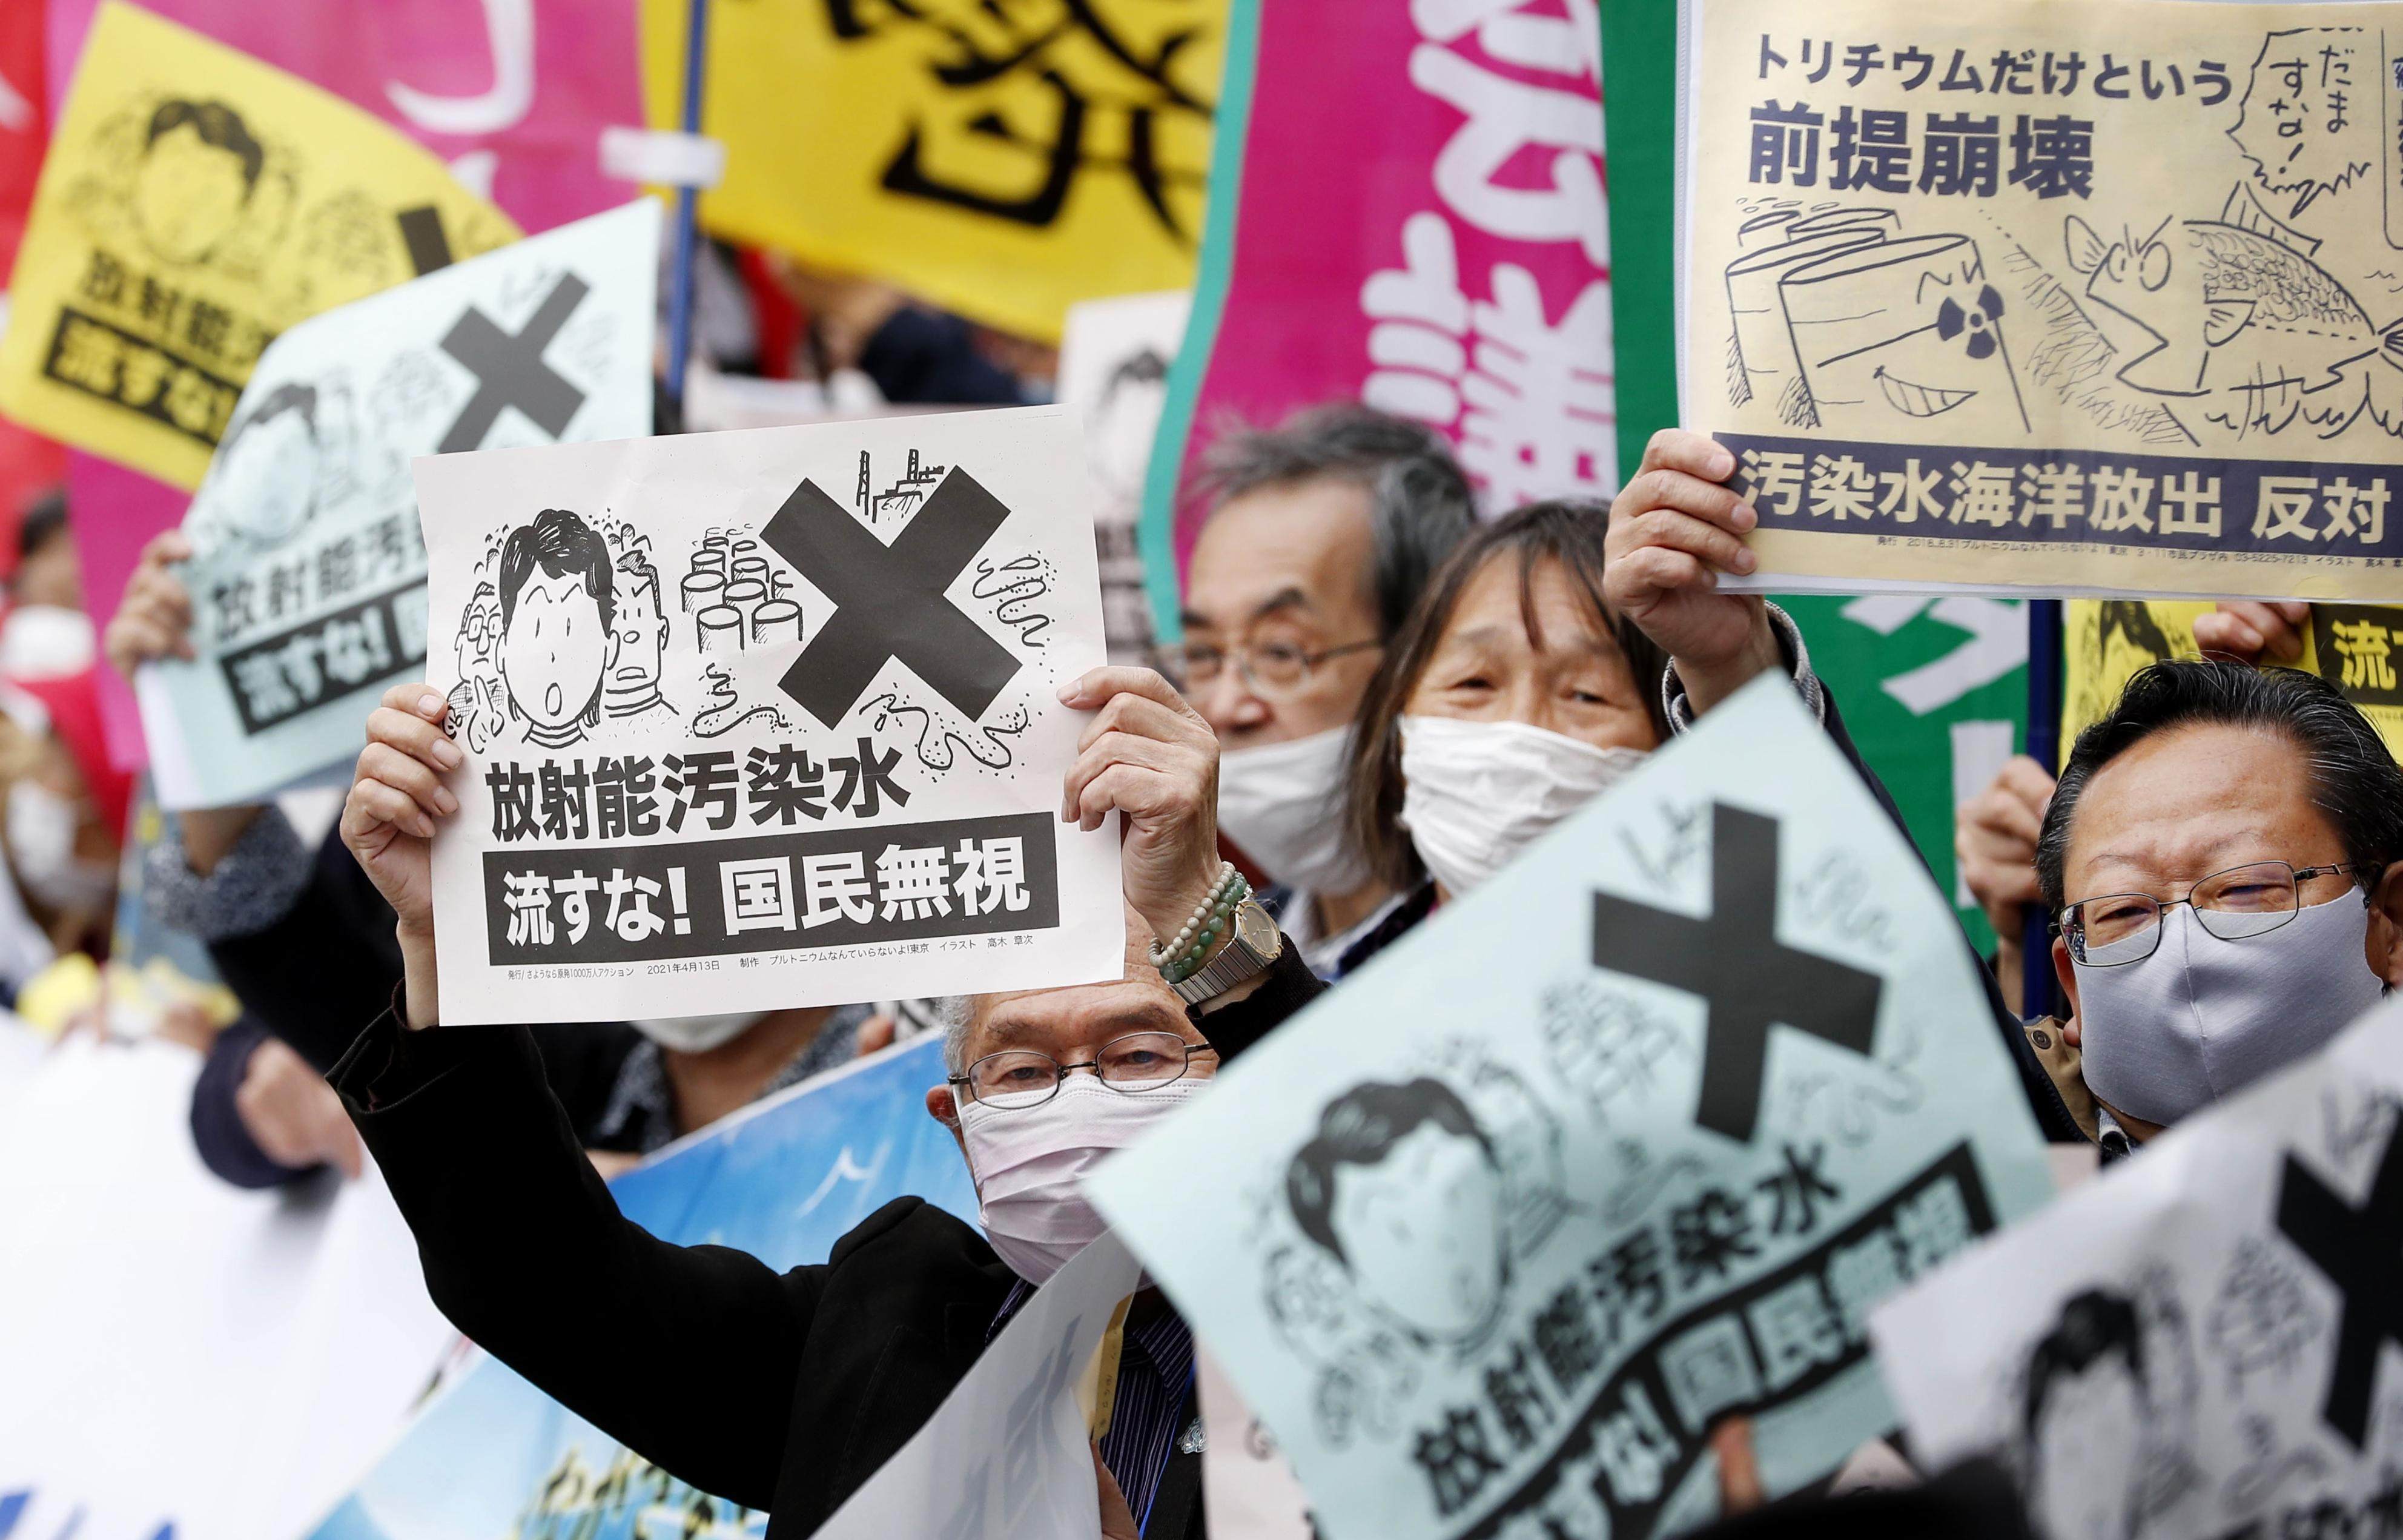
[1169,897,1284,1006]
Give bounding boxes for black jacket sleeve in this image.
[332,1000,818,1510]
[189,1018,319,1189]
[1817,687,2083,1143]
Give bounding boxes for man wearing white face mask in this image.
[1175,403,1476,974]
[2034,659,2403,1160]
[326,666,1327,1539]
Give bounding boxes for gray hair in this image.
[2035,659,2403,909]
[1198,402,1476,637]
[934,995,978,1075]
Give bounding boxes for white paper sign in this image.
[813,1232,1144,1540]
[1056,291,1188,666]
[140,199,660,810]
[413,404,1125,1023]
[1871,994,2403,1540]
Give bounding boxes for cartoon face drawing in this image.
[1782,233,2031,432]
[1287,1079,1509,1347]
[605,552,675,721]
[2023,1290,2150,1540]
[461,583,503,669]
[194,384,319,549]
[495,509,616,749]
[131,99,263,266]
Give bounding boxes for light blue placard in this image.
[303,1033,976,1540]
[1091,678,2058,1540]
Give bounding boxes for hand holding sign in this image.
[1059,664,1223,953]
[1605,429,1779,715]
[342,682,462,1027]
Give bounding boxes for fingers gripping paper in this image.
[1871,997,2403,1540]
[1088,678,2058,1540]
[137,200,661,811]
[0,2,518,490]
[1680,0,2403,601]
[414,405,1125,1023]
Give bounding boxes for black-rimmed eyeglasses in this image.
[2058,859,2373,966]
[948,1031,1219,1111]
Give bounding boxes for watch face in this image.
[1234,899,1280,955]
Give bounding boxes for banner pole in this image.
[2020,598,2064,1019]
[664,0,713,417]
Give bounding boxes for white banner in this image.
[414,404,1125,1023]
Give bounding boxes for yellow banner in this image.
[2064,600,2403,758]
[1682,0,2403,601]
[643,0,1221,344]
[0,2,517,490]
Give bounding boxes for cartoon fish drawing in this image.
[2066,184,2403,400]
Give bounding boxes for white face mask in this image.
[9,782,109,911]
[1397,716,1648,897]
[2074,891,2386,1126]
[630,1011,768,1054]
[1215,727,1367,895]
[955,1073,1206,1284]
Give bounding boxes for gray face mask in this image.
[2073,893,2386,1126]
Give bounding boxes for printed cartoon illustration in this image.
[128,98,274,268]
[2017,1278,2201,1540]
[492,509,615,750]
[2064,187,2403,432]
[185,380,334,551]
[1286,1079,1513,1351]
[446,581,508,754]
[605,543,679,727]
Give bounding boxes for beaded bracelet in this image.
[1148,862,1251,983]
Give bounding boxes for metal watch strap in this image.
[1171,900,1279,1005]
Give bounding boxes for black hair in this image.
[16,491,67,570]
[2036,660,2403,908]
[144,99,266,193]
[2023,1289,2145,1441]
[498,509,616,635]
[220,382,317,457]
[1286,1077,1496,1266]
[1198,402,1477,640]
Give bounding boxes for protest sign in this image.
[1871,994,2403,1540]
[1140,0,1614,632]
[133,199,659,811]
[1680,0,2403,601]
[0,2,517,491]
[305,1035,979,1540]
[44,0,645,234]
[640,0,1222,345]
[0,1036,454,1540]
[814,1232,1143,1540]
[1090,678,2058,1540]
[414,405,1123,1024]
[1056,289,1187,665]
[1198,1349,1317,1540]
[2063,598,2403,763]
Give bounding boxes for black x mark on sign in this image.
[2276,1124,2403,1449]
[437,271,592,454]
[1591,802,1883,1144]
[760,468,1022,728]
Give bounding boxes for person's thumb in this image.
[1094,1444,1140,1540]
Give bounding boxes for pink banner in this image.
[1175,0,1613,561]
[44,0,647,772]
[45,0,643,237]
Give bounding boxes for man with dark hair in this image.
[1286,1076,1507,1346]
[1177,403,1478,973]
[132,98,266,266]
[2021,1290,2149,1540]
[496,508,616,749]
[2033,659,2403,1155]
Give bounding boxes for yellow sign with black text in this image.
[0,2,517,489]
[642,0,1221,343]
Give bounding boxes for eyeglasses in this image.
[2058,860,2373,966]
[1155,638,1381,699]
[948,1031,1220,1111]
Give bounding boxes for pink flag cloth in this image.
[1174,0,1614,566]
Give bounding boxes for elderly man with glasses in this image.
[2032,659,2403,1160]
[1169,403,1476,974]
